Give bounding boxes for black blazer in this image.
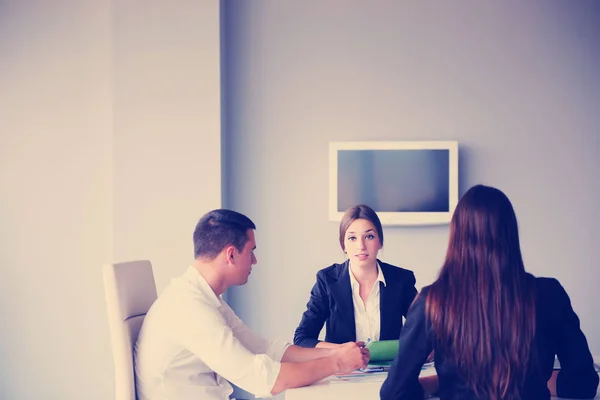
[294,260,417,347]
[380,277,599,400]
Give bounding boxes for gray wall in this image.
[0,1,220,398]
[1,1,598,398]
[112,0,222,297]
[223,0,600,359]
[0,2,113,398]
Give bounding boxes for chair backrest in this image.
[103,260,158,400]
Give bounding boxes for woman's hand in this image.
[356,341,370,367]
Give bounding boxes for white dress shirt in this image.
[349,262,386,343]
[134,266,290,400]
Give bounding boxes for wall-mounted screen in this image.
[329,141,459,225]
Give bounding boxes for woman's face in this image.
[343,218,382,268]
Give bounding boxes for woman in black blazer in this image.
[294,204,417,348]
[380,185,599,400]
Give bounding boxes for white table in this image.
[284,366,434,400]
[285,367,600,400]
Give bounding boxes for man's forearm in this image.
[281,344,331,362]
[271,356,338,395]
[316,341,339,349]
[273,341,366,395]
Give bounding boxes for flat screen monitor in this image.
[329,141,458,225]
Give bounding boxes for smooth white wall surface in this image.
[0,0,220,398]
[223,0,600,358]
[0,1,113,398]
[113,0,221,292]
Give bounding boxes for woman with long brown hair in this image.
[380,184,598,399]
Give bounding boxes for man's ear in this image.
[225,245,236,263]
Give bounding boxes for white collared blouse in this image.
[348,262,386,343]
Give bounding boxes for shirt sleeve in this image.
[221,301,291,361]
[380,292,432,400]
[552,279,599,399]
[168,298,282,398]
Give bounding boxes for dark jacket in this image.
[294,260,417,347]
[380,277,599,400]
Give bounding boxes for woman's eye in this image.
[366,234,375,240]
[347,236,356,241]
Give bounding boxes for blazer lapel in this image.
[379,263,400,340]
[329,261,356,341]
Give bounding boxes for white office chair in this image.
[103,260,158,400]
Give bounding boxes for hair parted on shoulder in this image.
[339,204,384,251]
[425,184,536,400]
[193,209,256,260]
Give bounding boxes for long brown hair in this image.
[426,185,536,400]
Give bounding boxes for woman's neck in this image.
[349,261,378,284]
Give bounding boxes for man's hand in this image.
[330,342,368,373]
[271,341,371,394]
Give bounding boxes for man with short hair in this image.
[135,209,369,400]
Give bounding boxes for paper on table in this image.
[330,370,388,383]
[334,361,437,383]
[360,360,392,372]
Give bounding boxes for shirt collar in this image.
[182,265,223,308]
[349,261,387,287]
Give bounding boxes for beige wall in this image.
[0,1,220,398]
[223,0,600,359]
[113,0,221,293]
[1,1,598,398]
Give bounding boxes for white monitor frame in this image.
[329,140,459,226]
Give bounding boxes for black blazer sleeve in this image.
[551,279,599,399]
[380,291,433,400]
[379,263,418,341]
[400,270,418,317]
[294,271,330,348]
